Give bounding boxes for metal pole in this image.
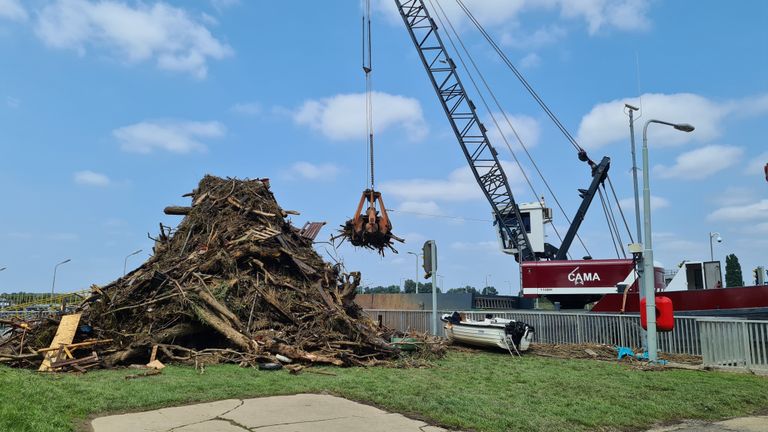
[123,249,143,278]
[642,120,658,362]
[626,104,642,243]
[709,233,714,261]
[641,119,694,362]
[51,259,71,306]
[430,241,438,336]
[626,103,647,352]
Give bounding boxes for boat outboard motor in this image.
[505,321,535,346]
[446,311,462,324]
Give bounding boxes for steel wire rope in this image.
[455,0,583,153]
[606,175,634,244]
[598,189,621,258]
[436,0,597,257]
[363,0,375,190]
[602,184,626,258]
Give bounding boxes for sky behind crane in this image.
[1,0,766,294]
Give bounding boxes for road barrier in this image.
[364,309,768,372]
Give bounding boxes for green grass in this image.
[1,351,767,432]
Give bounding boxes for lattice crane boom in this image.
[395,0,536,261]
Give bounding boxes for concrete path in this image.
[646,416,768,432]
[91,394,451,432]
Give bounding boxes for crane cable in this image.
[453,0,634,252]
[431,0,596,258]
[455,0,582,153]
[363,0,375,190]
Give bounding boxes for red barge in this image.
[522,259,768,319]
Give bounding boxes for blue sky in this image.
[1,0,766,295]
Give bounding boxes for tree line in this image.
[360,279,498,295]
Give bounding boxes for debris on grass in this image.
[0,175,443,371]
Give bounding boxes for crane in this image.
[394,0,614,263]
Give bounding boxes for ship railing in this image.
[363,309,768,372]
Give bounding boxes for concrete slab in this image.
[91,399,242,432]
[645,417,768,432]
[91,394,451,432]
[715,416,768,432]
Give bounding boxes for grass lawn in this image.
[1,350,767,432]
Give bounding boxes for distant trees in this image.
[362,285,401,294]
[481,286,498,296]
[402,279,440,293]
[725,254,745,287]
[447,286,478,295]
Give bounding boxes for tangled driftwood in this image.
[1,175,442,369]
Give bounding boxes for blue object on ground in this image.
[616,346,635,360]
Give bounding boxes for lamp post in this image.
[642,119,694,362]
[484,274,491,290]
[51,258,71,306]
[407,252,421,293]
[123,249,143,277]
[708,232,722,261]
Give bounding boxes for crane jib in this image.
[395,0,536,261]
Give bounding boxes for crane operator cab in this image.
[494,198,553,260]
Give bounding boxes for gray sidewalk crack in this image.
[249,416,351,430]
[166,400,246,432]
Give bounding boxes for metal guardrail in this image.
[364,309,768,371]
[699,319,768,371]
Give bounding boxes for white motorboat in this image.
[441,312,534,352]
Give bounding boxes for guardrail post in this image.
[576,314,583,344]
[742,321,752,370]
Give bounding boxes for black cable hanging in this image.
[606,175,634,243]
[602,184,626,258]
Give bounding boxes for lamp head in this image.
[716,235,723,243]
[674,123,695,132]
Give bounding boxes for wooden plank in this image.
[38,313,81,372]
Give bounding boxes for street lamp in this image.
[407,251,421,293]
[708,232,722,261]
[642,119,694,363]
[51,258,72,305]
[123,249,143,277]
[484,274,491,289]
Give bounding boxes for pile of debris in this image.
[334,189,404,255]
[0,176,441,370]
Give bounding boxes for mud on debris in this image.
[0,175,443,370]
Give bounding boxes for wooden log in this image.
[164,206,191,215]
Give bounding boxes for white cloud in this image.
[398,201,441,216]
[502,25,567,50]
[35,0,232,79]
[74,170,110,187]
[285,161,339,181]
[578,92,768,150]
[0,0,27,22]
[655,145,743,180]
[708,199,768,222]
[293,91,427,141]
[114,120,225,154]
[578,93,727,149]
[619,195,669,211]
[519,53,541,69]
[486,113,540,150]
[556,0,650,34]
[714,187,756,207]
[211,0,240,12]
[374,0,650,34]
[231,102,262,116]
[381,162,526,203]
[746,152,768,176]
[380,166,484,203]
[756,222,768,235]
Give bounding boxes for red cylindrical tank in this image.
[640,296,674,332]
